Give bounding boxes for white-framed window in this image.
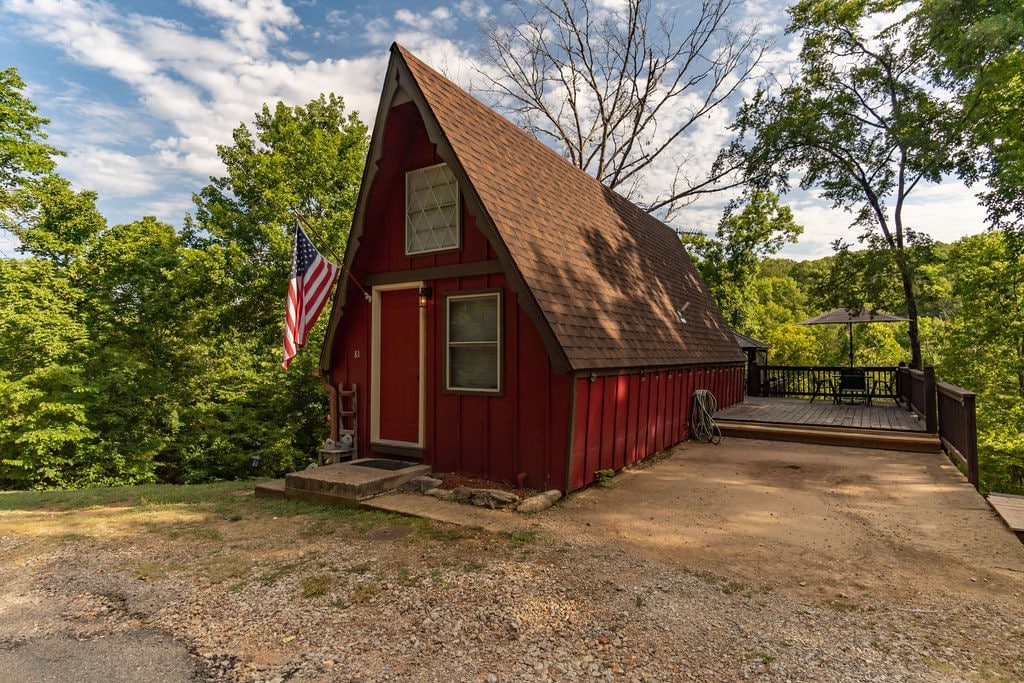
[446,292,501,393]
[406,163,460,255]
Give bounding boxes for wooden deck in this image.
[717,396,926,432]
[715,397,940,452]
[988,493,1024,542]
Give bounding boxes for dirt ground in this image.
[3,437,1024,682]
[534,438,1024,603]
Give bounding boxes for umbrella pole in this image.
[848,323,854,367]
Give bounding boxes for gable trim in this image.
[362,260,502,287]
[319,57,405,372]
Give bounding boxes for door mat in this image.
[350,459,415,471]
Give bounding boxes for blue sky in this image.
[1,0,988,260]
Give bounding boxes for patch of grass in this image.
[412,523,468,543]
[298,518,337,537]
[680,566,720,584]
[347,582,380,605]
[0,480,256,512]
[504,530,537,548]
[200,555,252,583]
[680,567,760,597]
[395,566,419,586]
[258,562,300,585]
[300,573,334,598]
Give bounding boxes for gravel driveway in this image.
[2,437,1023,682]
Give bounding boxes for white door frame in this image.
[370,281,425,448]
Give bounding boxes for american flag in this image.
[282,224,339,369]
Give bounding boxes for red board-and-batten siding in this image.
[569,366,743,490]
[328,100,743,492]
[328,101,574,491]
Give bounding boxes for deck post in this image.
[747,358,761,397]
[963,392,979,487]
[924,365,938,434]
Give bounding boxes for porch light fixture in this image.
[418,287,433,308]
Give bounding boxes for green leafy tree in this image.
[916,0,1024,238]
[187,94,368,342]
[0,67,61,207]
[734,0,957,368]
[937,232,1024,492]
[940,233,1024,398]
[1,75,369,488]
[10,175,106,265]
[683,190,802,329]
[186,94,368,473]
[0,258,96,488]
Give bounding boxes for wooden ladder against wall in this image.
[337,384,358,459]
[319,384,358,465]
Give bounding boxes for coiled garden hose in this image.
[691,389,721,444]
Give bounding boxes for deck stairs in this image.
[255,458,431,505]
[717,419,941,453]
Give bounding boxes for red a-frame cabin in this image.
[319,44,745,492]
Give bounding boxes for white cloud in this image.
[1,0,990,257]
[325,9,349,27]
[455,1,492,21]
[183,0,299,54]
[4,0,396,216]
[59,146,161,197]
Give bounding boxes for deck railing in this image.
[897,366,937,432]
[757,365,898,401]
[937,381,979,487]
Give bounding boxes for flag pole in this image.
[290,208,371,302]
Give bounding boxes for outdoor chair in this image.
[809,376,836,404]
[836,369,871,406]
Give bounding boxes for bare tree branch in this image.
[475,0,768,216]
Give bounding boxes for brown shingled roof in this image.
[324,44,743,373]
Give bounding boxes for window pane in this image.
[450,346,499,390]
[406,164,459,255]
[450,298,498,342]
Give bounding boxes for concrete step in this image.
[361,491,533,533]
[254,478,286,499]
[284,459,431,504]
[718,420,942,453]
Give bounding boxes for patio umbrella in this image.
[797,308,908,366]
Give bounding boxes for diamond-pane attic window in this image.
[406,163,460,255]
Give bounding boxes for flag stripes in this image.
[282,224,339,369]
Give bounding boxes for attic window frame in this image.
[405,162,461,256]
[444,290,502,395]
